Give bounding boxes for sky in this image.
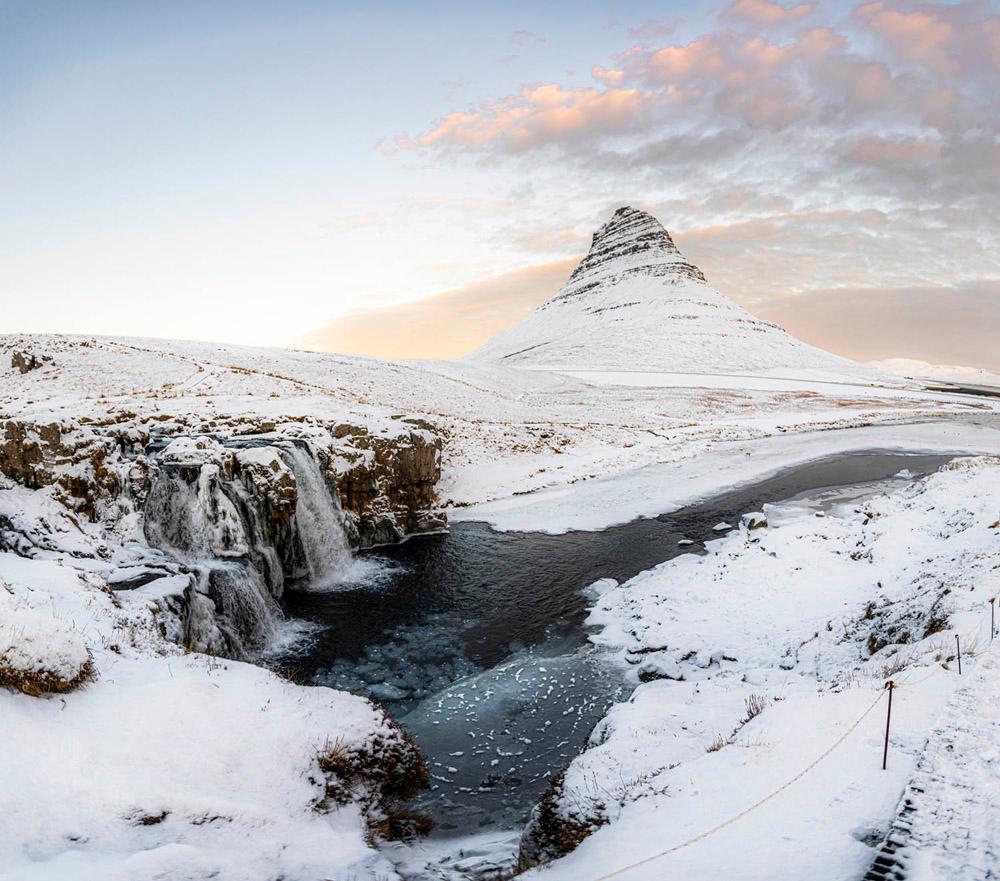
[2,0,998,369]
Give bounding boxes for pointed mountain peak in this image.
[591,205,678,255]
[557,206,706,304]
[467,203,872,376]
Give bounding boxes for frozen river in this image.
[273,451,957,835]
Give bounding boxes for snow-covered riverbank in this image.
[517,455,1000,881]
[0,482,427,881]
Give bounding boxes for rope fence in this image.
[583,595,998,881]
[591,689,886,881]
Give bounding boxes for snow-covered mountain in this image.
[468,206,875,377]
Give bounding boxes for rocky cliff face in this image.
[0,413,444,657]
[0,415,442,543]
[468,206,875,377]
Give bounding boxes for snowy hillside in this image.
[468,206,880,378]
[2,327,998,881]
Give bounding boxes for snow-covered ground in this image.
[869,649,1000,881]
[3,333,996,515]
[3,208,998,881]
[871,358,1000,389]
[0,482,422,881]
[517,456,1000,881]
[456,420,1000,533]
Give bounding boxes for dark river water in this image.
[273,451,956,834]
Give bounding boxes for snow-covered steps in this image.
[863,652,1000,881]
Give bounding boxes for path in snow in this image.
[864,650,1000,881]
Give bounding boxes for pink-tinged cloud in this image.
[855,0,1000,76]
[628,28,842,88]
[716,82,808,129]
[592,66,625,86]
[639,37,730,82]
[416,84,655,151]
[297,259,578,359]
[856,0,958,73]
[725,0,815,26]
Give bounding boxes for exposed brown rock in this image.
[332,427,443,546]
[10,350,50,374]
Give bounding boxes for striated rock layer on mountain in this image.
[468,206,877,377]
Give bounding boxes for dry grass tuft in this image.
[316,724,430,842]
[706,733,729,753]
[742,693,768,723]
[517,770,609,871]
[0,655,93,697]
[877,652,914,679]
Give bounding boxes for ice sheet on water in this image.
[402,640,626,833]
[766,472,928,526]
[311,616,480,705]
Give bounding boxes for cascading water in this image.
[141,437,358,657]
[144,463,250,560]
[143,457,283,657]
[280,444,353,589]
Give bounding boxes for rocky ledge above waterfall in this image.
[0,411,444,548]
[0,411,445,658]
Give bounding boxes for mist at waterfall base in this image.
[275,451,957,835]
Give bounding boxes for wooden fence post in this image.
[882,681,895,771]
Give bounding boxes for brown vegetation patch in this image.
[0,655,93,697]
[517,771,609,871]
[316,723,430,841]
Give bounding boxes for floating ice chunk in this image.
[713,522,732,532]
[369,682,407,701]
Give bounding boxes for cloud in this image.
[855,1,964,75]
[387,1,999,371]
[297,259,576,359]
[847,134,941,163]
[626,19,678,43]
[414,84,656,151]
[592,66,625,86]
[755,279,1000,370]
[510,30,546,47]
[724,0,815,25]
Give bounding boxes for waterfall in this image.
[280,444,353,588]
[143,462,281,657]
[141,438,355,657]
[143,464,249,560]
